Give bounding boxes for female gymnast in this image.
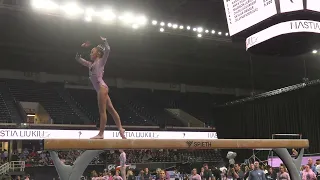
[119,149,127,180]
[75,36,126,139]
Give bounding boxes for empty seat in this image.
[6,80,80,124]
[0,93,11,123]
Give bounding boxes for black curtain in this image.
[213,84,320,162]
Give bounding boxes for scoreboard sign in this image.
[223,0,277,36]
[307,0,320,12]
[279,0,304,13]
[224,0,320,36]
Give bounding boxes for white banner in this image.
[246,20,320,50]
[0,129,218,140]
[307,0,320,12]
[279,0,304,13]
[107,164,137,170]
[223,0,277,36]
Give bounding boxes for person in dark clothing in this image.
[248,161,267,180]
[200,167,205,179]
[127,170,135,180]
[227,165,239,180]
[155,168,161,180]
[139,170,144,180]
[144,168,151,180]
[244,165,252,180]
[203,163,213,180]
[212,167,222,180]
[227,164,244,180]
[234,164,245,180]
[265,167,277,180]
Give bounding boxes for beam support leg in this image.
[273,148,304,180]
[50,150,104,180]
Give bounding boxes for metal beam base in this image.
[49,150,104,180]
[273,148,304,180]
[49,148,303,180]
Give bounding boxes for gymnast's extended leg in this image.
[106,93,126,139]
[119,149,127,180]
[91,85,108,139]
[120,166,127,180]
[91,85,126,139]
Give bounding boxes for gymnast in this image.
[75,36,126,139]
[118,149,128,180]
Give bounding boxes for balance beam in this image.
[43,139,309,150]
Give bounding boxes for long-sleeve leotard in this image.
[76,40,110,91]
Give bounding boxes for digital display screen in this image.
[306,0,320,12]
[223,0,277,36]
[279,0,304,13]
[224,0,320,36]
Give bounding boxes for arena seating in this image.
[105,149,223,164]
[4,80,82,124]
[112,149,222,163]
[0,93,11,123]
[67,87,225,126]
[117,88,183,126]
[67,88,154,126]
[117,89,236,126]
[0,79,235,126]
[16,148,223,167]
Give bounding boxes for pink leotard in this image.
[119,151,126,167]
[76,40,110,92]
[113,175,123,180]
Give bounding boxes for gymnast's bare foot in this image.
[90,134,104,139]
[120,128,126,139]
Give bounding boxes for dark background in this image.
[1,0,320,91]
[214,84,320,161]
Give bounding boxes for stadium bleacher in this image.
[3,80,82,124]
[0,78,226,178]
[67,88,153,126]
[0,79,234,126]
[0,81,24,123]
[16,148,223,167]
[0,92,11,123]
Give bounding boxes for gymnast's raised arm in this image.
[75,53,92,67]
[99,36,111,65]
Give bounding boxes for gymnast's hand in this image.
[81,41,91,47]
[75,53,81,60]
[100,36,107,41]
